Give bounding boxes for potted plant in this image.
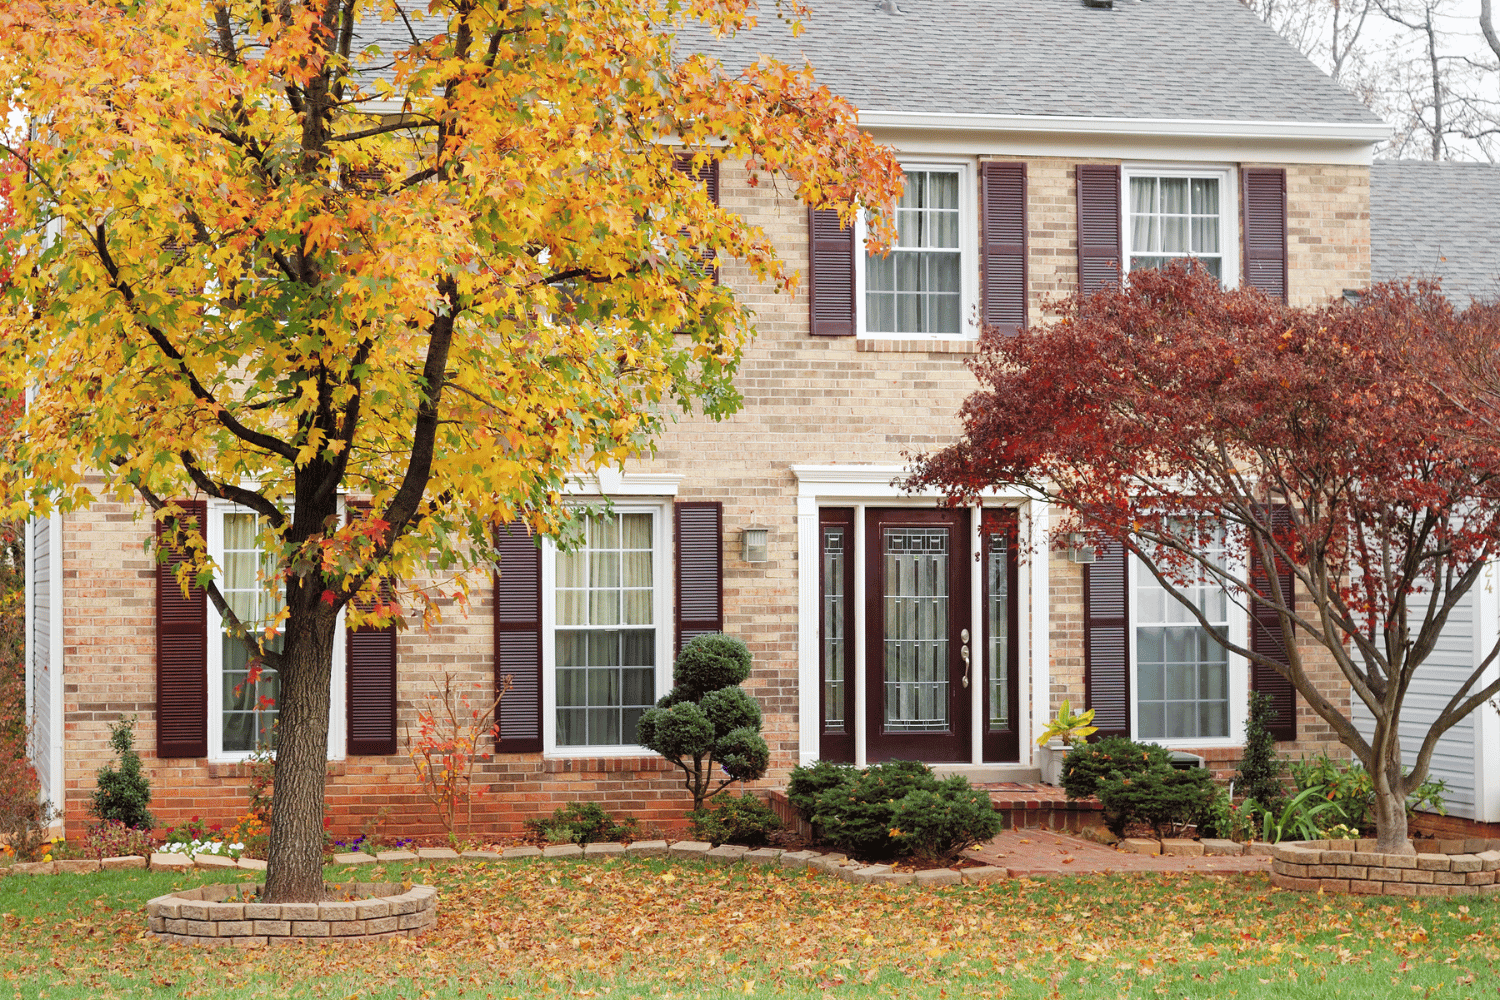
[1035,700,1097,786]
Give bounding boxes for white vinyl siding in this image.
[28,517,53,804]
[1352,586,1481,820]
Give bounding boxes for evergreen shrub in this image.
[90,717,154,831]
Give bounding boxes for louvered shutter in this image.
[493,522,542,753]
[1242,168,1288,303]
[674,153,720,284]
[675,501,723,652]
[156,500,208,758]
[345,503,397,756]
[1076,164,1122,296]
[980,161,1028,335]
[807,207,855,336]
[1249,505,1298,741]
[1083,540,1130,740]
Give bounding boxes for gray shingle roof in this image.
[676,0,1381,125]
[1372,161,1500,305]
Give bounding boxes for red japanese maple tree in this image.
[910,264,1500,854]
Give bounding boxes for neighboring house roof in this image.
[1371,161,1500,305]
[675,0,1381,126]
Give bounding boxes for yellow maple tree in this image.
[0,0,901,901]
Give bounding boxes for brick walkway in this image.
[965,830,1272,878]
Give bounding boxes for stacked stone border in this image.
[1270,838,1500,896]
[147,881,436,947]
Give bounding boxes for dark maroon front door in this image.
[864,509,972,762]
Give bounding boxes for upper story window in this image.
[1123,166,1237,285]
[858,162,978,339]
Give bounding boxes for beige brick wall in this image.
[52,153,1369,839]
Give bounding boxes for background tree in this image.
[0,0,901,902]
[637,634,769,813]
[910,266,1500,854]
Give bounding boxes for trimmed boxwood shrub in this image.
[1060,736,1171,801]
[688,793,784,847]
[1096,763,1217,839]
[790,759,1002,863]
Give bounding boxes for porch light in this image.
[1065,532,1096,564]
[742,526,770,563]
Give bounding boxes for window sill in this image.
[855,338,980,355]
[206,759,348,779]
[542,755,674,774]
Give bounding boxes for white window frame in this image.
[1127,551,1248,748]
[205,501,346,762]
[855,158,980,341]
[1121,163,1239,289]
[541,499,675,757]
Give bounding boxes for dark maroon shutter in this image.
[1083,540,1130,740]
[980,161,1028,335]
[674,153,720,284]
[675,501,723,652]
[1250,505,1298,741]
[807,207,855,336]
[493,522,542,753]
[1242,168,1288,303]
[345,503,397,756]
[156,500,207,758]
[1076,164,1122,296]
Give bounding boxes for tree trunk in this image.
[1371,741,1414,855]
[262,607,339,902]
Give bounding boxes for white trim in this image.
[858,110,1390,144]
[204,501,346,762]
[24,513,65,825]
[1473,564,1500,822]
[791,464,1044,766]
[855,158,980,342]
[1126,552,1248,749]
[1121,163,1240,289]
[541,502,673,758]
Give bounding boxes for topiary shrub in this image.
[807,760,1001,862]
[1235,691,1285,815]
[786,760,856,822]
[90,717,154,831]
[1060,736,1171,801]
[637,634,769,812]
[524,802,638,845]
[1096,763,1217,839]
[688,793,784,847]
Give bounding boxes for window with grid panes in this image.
[1135,530,1231,740]
[866,168,963,335]
[554,512,657,746]
[219,512,282,752]
[1127,174,1224,280]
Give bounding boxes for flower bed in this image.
[1269,838,1500,896]
[146,881,437,947]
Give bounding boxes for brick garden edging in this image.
[146,881,437,947]
[1270,838,1500,896]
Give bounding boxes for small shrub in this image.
[1235,692,1285,814]
[786,760,856,822]
[524,802,638,845]
[1095,764,1216,839]
[89,717,154,831]
[808,760,1000,862]
[82,819,154,859]
[1196,787,1257,842]
[1060,736,1170,801]
[0,726,54,863]
[1288,752,1448,832]
[887,776,1003,863]
[688,793,783,847]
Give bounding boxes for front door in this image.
[865,509,972,762]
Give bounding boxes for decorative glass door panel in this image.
[865,509,970,762]
[982,509,1021,762]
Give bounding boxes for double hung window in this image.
[1123,167,1235,284]
[859,162,977,339]
[551,509,665,749]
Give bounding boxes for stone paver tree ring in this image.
[145,882,436,947]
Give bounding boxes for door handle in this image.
[960,628,971,688]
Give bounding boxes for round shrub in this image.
[636,701,714,760]
[888,775,1004,863]
[786,760,856,822]
[1060,736,1171,800]
[688,793,784,847]
[699,686,762,740]
[716,727,770,782]
[672,635,752,700]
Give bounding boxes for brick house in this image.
[24,0,1392,840]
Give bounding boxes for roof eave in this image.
[858,110,1390,144]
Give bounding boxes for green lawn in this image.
[2,858,1498,999]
